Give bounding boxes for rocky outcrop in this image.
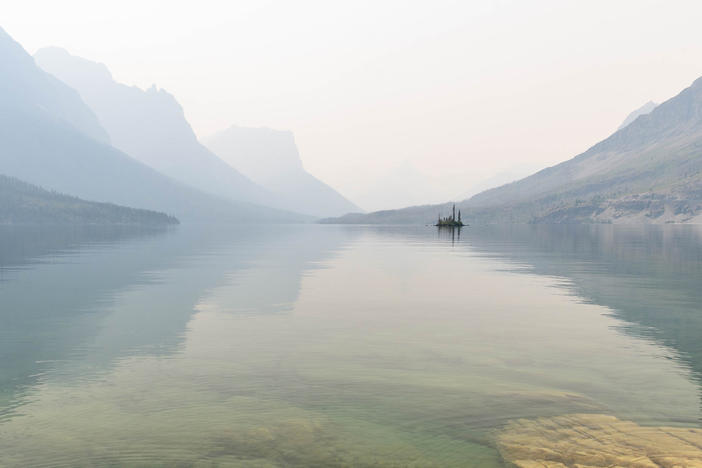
[497,414,702,467]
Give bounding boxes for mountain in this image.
[0,28,304,223]
[0,174,178,225]
[453,164,543,201]
[0,34,108,145]
[617,101,658,130]
[34,47,279,208]
[350,160,453,212]
[325,77,702,224]
[203,126,360,217]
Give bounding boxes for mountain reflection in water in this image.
[0,224,700,467]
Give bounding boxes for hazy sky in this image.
[4,0,702,209]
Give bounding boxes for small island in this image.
[436,204,464,227]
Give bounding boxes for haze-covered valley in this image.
[3,3,702,467]
[0,27,361,224]
[3,21,701,226]
[328,79,702,225]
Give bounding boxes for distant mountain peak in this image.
[617,101,658,130]
[205,125,305,180]
[35,47,114,84]
[204,125,361,217]
[0,27,308,224]
[34,49,286,209]
[327,74,702,225]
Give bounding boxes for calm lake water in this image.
[0,224,701,466]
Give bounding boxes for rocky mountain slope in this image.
[327,77,702,224]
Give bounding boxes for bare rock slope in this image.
[327,77,702,224]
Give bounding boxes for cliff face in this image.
[34,47,278,208]
[0,30,305,223]
[205,126,360,218]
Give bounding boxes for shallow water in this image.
[0,224,700,466]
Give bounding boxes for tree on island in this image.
[435,204,465,227]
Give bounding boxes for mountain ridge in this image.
[0,174,178,225]
[204,125,361,217]
[34,47,281,209]
[324,76,702,225]
[0,30,109,144]
[618,101,657,130]
[0,28,308,224]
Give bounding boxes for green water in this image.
[0,224,700,466]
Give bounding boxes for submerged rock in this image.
[497,413,702,467]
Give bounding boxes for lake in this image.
[0,224,701,467]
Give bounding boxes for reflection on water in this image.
[0,224,700,466]
[436,225,462,245]
[0,225,349,417]
[0,225,177,416]
[464,224,702,415]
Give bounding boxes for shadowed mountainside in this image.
[0,34,108,145]
[0,174,178,225]
[34,47,282,210]
[0,28,305,223]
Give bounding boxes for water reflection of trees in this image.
[437,225,462,245]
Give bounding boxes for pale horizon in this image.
[4,0,702,210]
[5,4,702,465]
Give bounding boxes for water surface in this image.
[0,224,700,466]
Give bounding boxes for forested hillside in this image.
[0,175,178,225]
